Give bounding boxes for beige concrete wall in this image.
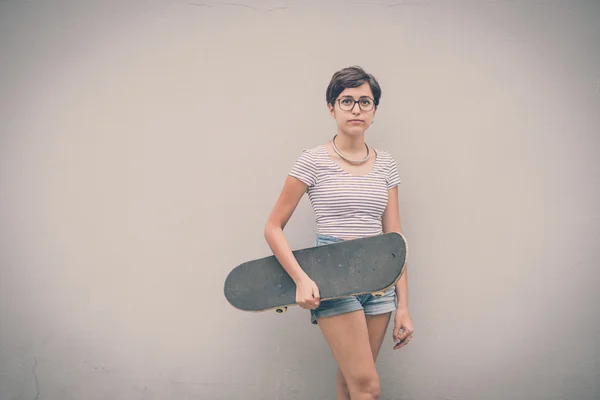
[1,0,599,399]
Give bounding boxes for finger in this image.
[396,331,414,348]
[302,299,316,310]
[392,324,400,341]
[393,335,412,350]
[310,289,321,307]
[393,326,404,342]
[398,330,410,342]
[400,327,414,340]
[393,339,407,350]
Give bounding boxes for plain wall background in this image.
[1,0,599,399]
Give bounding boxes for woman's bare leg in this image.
[318,310,391,399]
[334,312,392,399]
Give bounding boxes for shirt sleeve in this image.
[289,150,318,187]
[386,154,401,190]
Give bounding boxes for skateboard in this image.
[224,232,407,314]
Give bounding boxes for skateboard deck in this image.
[224,232,407,313]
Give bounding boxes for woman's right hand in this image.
[295,278,321,310]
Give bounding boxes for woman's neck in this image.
[333,131,366,154]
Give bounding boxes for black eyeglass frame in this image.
[335,96,376,111]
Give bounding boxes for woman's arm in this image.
[382,186,414,349]
[382,186,408,308]
[264,175,321,309]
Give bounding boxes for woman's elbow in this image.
[264,220,281,240]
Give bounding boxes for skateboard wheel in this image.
[275,307,287,314]
[372,291,385,298]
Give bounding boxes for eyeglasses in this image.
[336,96,375,112]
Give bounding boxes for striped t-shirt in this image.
[289,145,401,239]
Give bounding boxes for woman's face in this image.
[328,82,377,137]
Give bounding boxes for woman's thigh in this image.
[317,310,378,385]
[365,312,392,361]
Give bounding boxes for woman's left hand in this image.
[392,308,414,350]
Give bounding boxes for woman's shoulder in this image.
[374,147,396,162]
[295,143,329,160]
[301,143,327,154]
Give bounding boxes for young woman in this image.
[264,66,414,400]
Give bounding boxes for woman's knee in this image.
[347,371,381,398]
[336,368,351,394]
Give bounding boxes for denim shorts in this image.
[309,233,397,325]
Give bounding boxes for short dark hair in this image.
[325,66,382,108]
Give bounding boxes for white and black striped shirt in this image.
[289,145,401,239]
